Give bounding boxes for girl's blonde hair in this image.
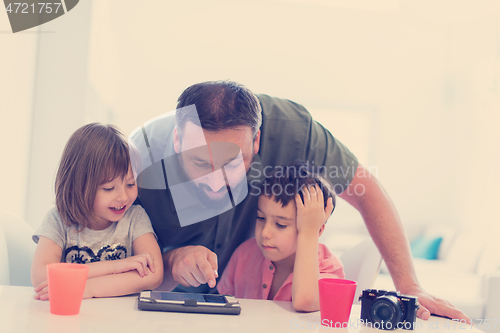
[55,123,131,230]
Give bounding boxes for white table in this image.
[0,285,483,333]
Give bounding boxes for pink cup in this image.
[47,263,89,315]
[319,278,357,328]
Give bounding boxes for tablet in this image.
[138,290,241,315]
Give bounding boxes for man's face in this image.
[174,121,260,203]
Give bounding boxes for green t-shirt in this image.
[256,94,358,193]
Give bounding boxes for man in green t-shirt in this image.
[133,80,469,323]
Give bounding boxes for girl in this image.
[31,123,163,300]
[217,161,344,312]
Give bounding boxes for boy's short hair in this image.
[261,160,336,212]
[55,123,130,230]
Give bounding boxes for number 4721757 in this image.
[444,319,499,329]
[5,3,62,14]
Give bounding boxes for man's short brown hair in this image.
[176,80,262,138]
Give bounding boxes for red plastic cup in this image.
[319,278,357,328]
[47,263,89,315]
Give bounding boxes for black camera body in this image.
[360,289,419,330]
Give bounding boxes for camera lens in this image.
[369,296,404,330]
[376,306,392,319]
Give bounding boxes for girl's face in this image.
[91,167,137,230]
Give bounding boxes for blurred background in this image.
[1,0,499,239]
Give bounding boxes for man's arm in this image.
[339,164,470,322]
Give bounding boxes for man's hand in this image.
[401,285,471,323]
[167,245,218,288]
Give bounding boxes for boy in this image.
[217,161,344,312]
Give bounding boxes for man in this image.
[132,80,468,322]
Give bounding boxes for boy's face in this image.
[255,195,298,264]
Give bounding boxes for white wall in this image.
[85,0,500,233]
[2,0,500,235]
[0,15,38,221]
[0,1,94,227]
[25,1,94,228]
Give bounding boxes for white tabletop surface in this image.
[0,285,481,333]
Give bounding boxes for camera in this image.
[360,289,419,330]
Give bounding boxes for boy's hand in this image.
[295,186,334,236]
[112,252,155,277]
